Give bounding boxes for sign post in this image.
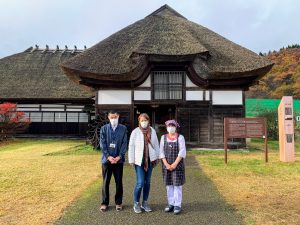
[278,96,295,162]
[224,118,268,164]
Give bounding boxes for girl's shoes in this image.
[164,205,182,214]
[164,205,174,212]
[173,206,182,215]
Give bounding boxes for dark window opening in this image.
[153,71,183,100]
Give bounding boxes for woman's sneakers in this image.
[133,202,142,213]
[164,205,181,215]
[134,201,152,213]
[141,201,152,212]
[164,205,174,212]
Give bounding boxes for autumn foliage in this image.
[0,102,31,141]
[247,46,300,99]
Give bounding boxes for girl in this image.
[159,119,186,215]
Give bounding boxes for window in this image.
[153,71,183,100]
[79,113,89,122]
[55,112,67,122]
[67,113,79,122]
[42,112,54,122]
[30,112,42,122]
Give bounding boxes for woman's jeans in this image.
[134,163,153,203]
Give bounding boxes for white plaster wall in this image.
[186,75,198,87]
[98,90,132,104]
[205,91,210,100]
[138,76,151,87]
[186,90,203,101]
[134,90,151,101]
[212,91,243,105]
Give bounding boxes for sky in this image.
[0,0,299,58]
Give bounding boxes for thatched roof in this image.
[0,45,93,103]
[61,4,273,88]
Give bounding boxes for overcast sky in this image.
[0,0,299,58]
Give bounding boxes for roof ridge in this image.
[146,4,186,19]
[24,45,87,53]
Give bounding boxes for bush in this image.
[256,109,278,140]
[0,102,31,141]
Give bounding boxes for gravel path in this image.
[54,154,244,225]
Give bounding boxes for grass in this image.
[55,179,102,223]
[0,139,100,225]
[44,143,98,156]
[1,138,299,225]
[194,139,300,225]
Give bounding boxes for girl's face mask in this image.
[167,126,176,134]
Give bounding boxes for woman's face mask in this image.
[140,121,149,128]
[167,126,176,134]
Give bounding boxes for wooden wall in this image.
[177,104,244,148]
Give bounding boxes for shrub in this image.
[256,109,278,140]
[0,102,31,141]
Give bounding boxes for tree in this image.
[257,109,278,140]
[0,102,31,141]
[86,114,108,150]
[247,47,300,99]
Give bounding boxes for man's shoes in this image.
[100,204,108,212]
[116,204,123,211]
[141,201,152,212]
[173,206,182,215]
[164,205,174,212]
[133,202,142,213]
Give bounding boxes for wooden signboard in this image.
[224,117,268,163]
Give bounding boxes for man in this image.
[99,110,128,212]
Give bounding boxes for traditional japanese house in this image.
[61,5,273,147]
[0,45,94,136]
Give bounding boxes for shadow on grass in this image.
[44,144,100,156]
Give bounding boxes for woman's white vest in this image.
[128,127,160,166]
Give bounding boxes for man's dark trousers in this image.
[101,162,123,205]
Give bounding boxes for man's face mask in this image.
[110,118,118,126]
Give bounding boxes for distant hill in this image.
[246,46,300,99]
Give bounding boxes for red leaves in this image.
[0,102,16,114]
[0,102,30,123]
[0,102,31,141]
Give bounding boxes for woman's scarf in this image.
[139,125,151,171]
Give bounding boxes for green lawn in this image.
[0,139,100,225]
[194,139,300,225]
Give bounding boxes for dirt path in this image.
[55,154,244,225]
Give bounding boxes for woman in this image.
[128,113,160,213]
[159,119,186,215]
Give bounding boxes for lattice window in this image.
[153,71,184,100]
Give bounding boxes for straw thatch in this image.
[0,46,93,102]
[61,4,273,87]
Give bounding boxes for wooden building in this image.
[0,45,94,136]
[60,5,272,147]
